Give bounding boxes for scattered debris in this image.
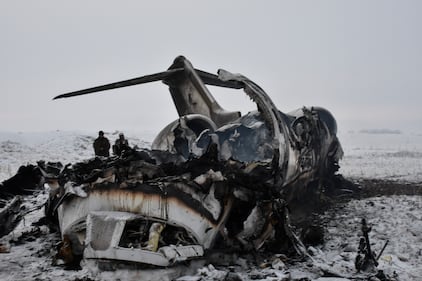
[355,218,379,271]
[0,164,43,198]
[355,218,390,276]
[0,196,22,238]
[0,163,45,238]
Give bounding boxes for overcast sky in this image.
[1,1,421,134]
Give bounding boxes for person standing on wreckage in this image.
[112,132,131,156]
[93,130,111,157]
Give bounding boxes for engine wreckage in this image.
[3,56,346,268]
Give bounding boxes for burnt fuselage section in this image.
[49,56,343,267]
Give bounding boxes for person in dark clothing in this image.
[93,130,111,157]
[113,133,130,156]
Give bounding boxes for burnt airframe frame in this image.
[51,56,343,267]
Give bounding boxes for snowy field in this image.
[0,130,421,280]
[338,130,422,183]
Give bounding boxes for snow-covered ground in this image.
[338,130,422,183]
[0,130,421,280]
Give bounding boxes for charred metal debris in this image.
[4,56,350,268]
[0,164,44,237]
[355,218,389,273]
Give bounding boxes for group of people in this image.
[93,130,131,157]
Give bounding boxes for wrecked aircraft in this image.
[47,56,344,267]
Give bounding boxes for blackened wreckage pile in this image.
[4,56,347,269]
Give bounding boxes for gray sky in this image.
[1,1,421,134]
